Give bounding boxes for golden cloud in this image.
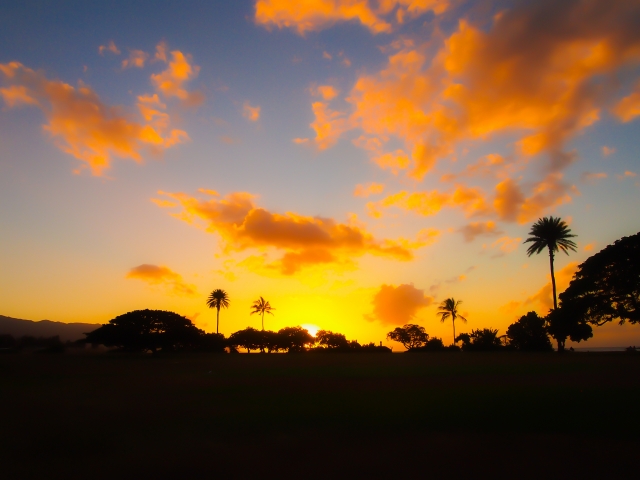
[151,46,204,106]
[367,283,433,325]
[126,264,198,297]
[0,62,189,175]
[298,1,640,179]
[353,182,385,197]
[122,50,148,69]
[601,146,616,157]
[458,221,501,242]
[154,189,427,275]
[98,40,120,55]
[254,0,448,35]
[243,101,261,121]
[580,171,607,183]
[613,82,640,122]
[367,185,490,218]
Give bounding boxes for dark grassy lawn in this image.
[1,351,639,478]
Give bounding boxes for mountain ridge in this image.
[0,315,101,342]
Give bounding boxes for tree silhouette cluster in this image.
[83,310,390,354]
[0,334,68,353]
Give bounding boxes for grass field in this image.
[2,351,639,478]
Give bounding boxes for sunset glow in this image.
[1,0,640,348]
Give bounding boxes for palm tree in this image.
[524,216,577,310]
[250,296,275,331]
[437,298,467,345]
[206,289,230,334]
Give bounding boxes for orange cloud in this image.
[126,264,198,297]
[98,41,120,55]
[601,146,616,157]
[458,221,501,242]
[254,0,448,35]
[613,83,640,122]
[243,101,261,121]
[367,283,433,325]
[151,45,204,106]
[154,189,423,275]
[367,185,490,218]
[581,171,607,183]
[122,50,148,69]
[312,85,339,100]
[584,242,595,252]
[525,262,579,312]
[0,62,189,175]
[441,154,508,182]
[494,174,577,224]
[308,101,351,150]
[299,1,640,179]
[491,236,522,255]
[353,182,385,197]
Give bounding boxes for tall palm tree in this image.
[438,298,467,345]
[206,289,230,334]
[524,216,577,310]
[250,296,275,331]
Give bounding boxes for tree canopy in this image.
[84,309,204,353]
[559,231,640,325]
[387,324,429,350]
[506,312,553,352]
[456,328,503,351]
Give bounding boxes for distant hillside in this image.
[0,315,101,342]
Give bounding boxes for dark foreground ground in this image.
[1,351,639,479]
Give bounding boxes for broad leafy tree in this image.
[545,307,592,352]
[559,232,640,325]
[84,309,204,353]
[386,324,429,350]
[315,330,350,349]
[437,298,467,345]
[228,327,263,353]
[276,326,315,352]
[206,289,230,334]
[455,328,503,351]
[524,217,577,310]
[251,296,275,331]
[506,312,553,351]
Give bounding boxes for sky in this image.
[1,0,640,348]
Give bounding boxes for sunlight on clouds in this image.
[613,83,640,122]
[154,189,431,276]
[458,221,501,243]
[297,1,640,181]
[126,264,198,297]
[122,50,148,69]
[601,146,616,157]
[242,101,261,121]
[353,182,384,198]
[366,283,433,325]
[255,0,448,35]
[98,40,120,55]
[0,50,195,174]
[581,171,607,183]
[151,45,204,106]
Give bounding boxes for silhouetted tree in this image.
[456,328,503,351]
[545,307,592,353]
[206,289,230,334]
[84,309,203,353]
[411,337,447,352]
[437,298,467,345]
[315,330,350,349]
[200,332,227,353]
[524,217,577,310]
[228,327,263,353]
[251,296,275,331]
[506,311,553,351]
[0,334,16,349]
[559,232,640,325]
[276,326,314,352]
[386,324,429,350]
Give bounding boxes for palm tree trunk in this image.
[549,248,557,310]
[216,306,220,334]
[452,316,456,346]
[261,312,264,331]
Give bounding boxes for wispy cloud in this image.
[126,264,198,297]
